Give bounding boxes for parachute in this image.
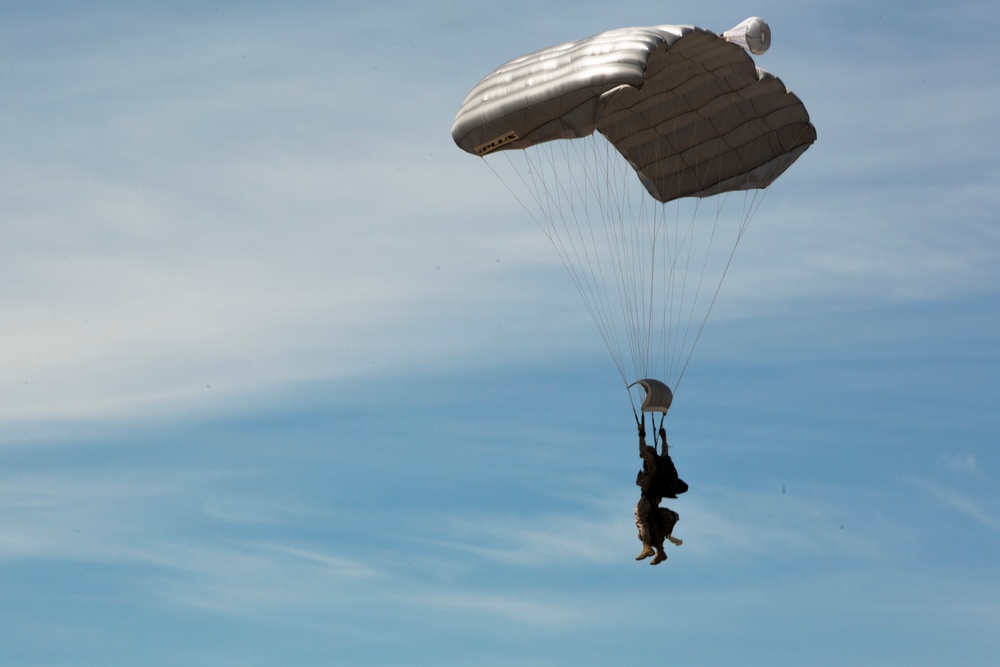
[452,18,816,414]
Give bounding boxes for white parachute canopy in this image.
[452,18,815,405]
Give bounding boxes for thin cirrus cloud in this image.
[4,2,997,430]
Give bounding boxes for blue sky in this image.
[2,1,998,665]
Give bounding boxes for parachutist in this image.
[635,424,687,565]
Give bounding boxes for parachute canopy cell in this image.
[632,379,674,414]
[451,18,816,203]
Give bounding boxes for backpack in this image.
[643,452,688,498]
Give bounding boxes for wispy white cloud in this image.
[0,7,598,427]
[3,0,997,432]
[908,474,1000,531]
[0,4,998,666]
[945,453,980,475]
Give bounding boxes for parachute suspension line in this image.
[615,139,647,383]
[609,112,673,387]
[629,393,641,428]
[482,151,619,365]
[611,128,661,387]
[663,197,703,386]
[656,412,666,452]
[617,135,653,384]
[653,199,674,384]
[574,130,642,385]
[577,135,628,386]
[486,143,634,385]
[542,142,631,385]
[671,154,772,393]
[548,131,656,388]
[650,201,667,382]
[568,136,632,385]
[671,196,724,388]
[589,130,658,388]
[635,160,663,386]
[673,191,759,390]
[651,194,674,383]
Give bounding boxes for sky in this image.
[1,1,998,665]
